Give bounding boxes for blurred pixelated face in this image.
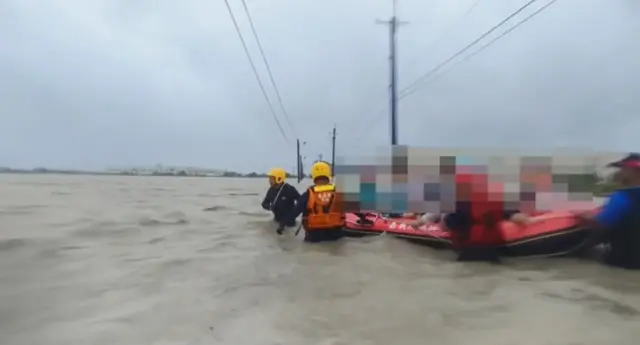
[268,176,276,186]
[439,157,456,176]
[460,185,473,202]
[520,165,552,192]
[613,167,639,185]
[455,181,473,201]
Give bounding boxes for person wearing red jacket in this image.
[442,172,529,262]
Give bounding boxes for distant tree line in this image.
[222,171,298,178]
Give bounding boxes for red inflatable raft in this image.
[344,207,598,257]
[344,213,451,248]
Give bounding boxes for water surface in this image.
[0,174,638,345]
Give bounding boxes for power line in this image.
[401,0,560,98]
[346,106,388,147]
[223,0,290,143]
[349,0,559,146]
[239,0,298,139]
[399,0,542,98]
[400,0,484,79]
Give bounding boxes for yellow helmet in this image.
[267,167,287,184]
[310,161,331,181]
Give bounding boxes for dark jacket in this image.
[280,190,310,226]
[261,183,300,225]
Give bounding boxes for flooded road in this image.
[1,174,639,345]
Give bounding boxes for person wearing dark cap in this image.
[576,153,640,269]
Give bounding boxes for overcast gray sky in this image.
[1,0,638,172]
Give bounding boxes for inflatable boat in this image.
[344,213,451,248]
[344,209,597,257]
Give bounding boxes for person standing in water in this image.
[277,161,345,242]
[576,153,640,269]
[262,167,300,227]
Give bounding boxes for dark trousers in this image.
[274,217,296,227]
[304,228,344,243]
[603,250,640,270]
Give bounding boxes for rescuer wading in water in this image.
[576,153,640,269]
[261,167,300,227]
[277,161,345,242]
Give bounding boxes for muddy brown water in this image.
[1,174,639,345]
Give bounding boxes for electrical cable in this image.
[240,0,298,139]
[401,0,560,99]
[399,0,542,98]
[223,0,290,143]
[346,105,389,147]
[400,0,484,79]
[349,0,560,145]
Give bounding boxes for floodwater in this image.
[1,174,639,345]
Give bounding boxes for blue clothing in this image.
[593,187,640,269]
[594,187,640,228]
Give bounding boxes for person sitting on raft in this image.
[276,161,345,242]
[408,212,442,229]
[410,172,530,262]
[261,167,300,227]
[575,153,640,270]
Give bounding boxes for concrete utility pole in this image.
[377,0,407,145]
[296,139,302,182]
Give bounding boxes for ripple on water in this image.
[237,210,267,217]
[138,217,188,226]
[0,204,48,216]
[137,211,190,226]
[147,236,165,244]
[0,238,29,251]
[202,205,230,212]
[540,288,640,317]
[37,243,93,260]
[72,225,141,239]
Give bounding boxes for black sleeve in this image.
[261,186,277,210]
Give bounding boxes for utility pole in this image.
[296,139,302,182]
[331,124,336,177]
[377,0,407,145]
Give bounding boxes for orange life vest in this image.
[303,184,345,230]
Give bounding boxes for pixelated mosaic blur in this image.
[334,146,622,213]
